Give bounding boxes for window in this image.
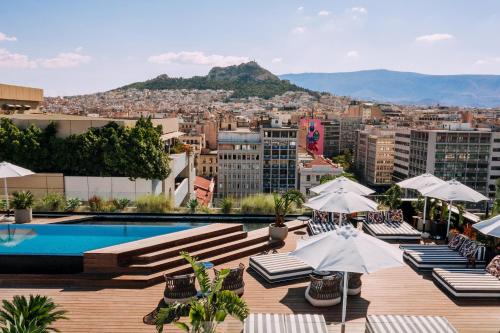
[316,175,320,182]
[306,175,311,181]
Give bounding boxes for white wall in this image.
[174,178,189,207]
[64,176,161,201]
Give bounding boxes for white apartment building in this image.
[299,156,343,196]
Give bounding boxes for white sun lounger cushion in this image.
[366,314,458,333]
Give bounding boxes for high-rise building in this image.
[393,128,411,182]
[321,116,363,157]
[261,126,298,193]
[217,130,262,198]
[409,128,491,195]
[355,128,395,186]
[487,131,500,197]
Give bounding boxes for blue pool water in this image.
[0,224,195,256]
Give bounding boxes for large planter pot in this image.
[269,223,288,241]
[14,208,32,224]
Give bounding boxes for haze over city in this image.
[2,0,500,96]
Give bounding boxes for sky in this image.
[1,0,500,96]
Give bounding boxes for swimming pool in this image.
[0,224,197,256]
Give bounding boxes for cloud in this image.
[0,48,36,68]
[39,52,91,68]
[474,57,500,65]
[74,46,84,52]
[350,7,367,14]
[271,57,282,63]
[416,33,454,43]
[297,6,304,11]
[0,32,17,42]
[346,50,360,58]
[148,51,249,67]
[292,26,306,34]
[318,10,330,16]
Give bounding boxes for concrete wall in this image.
[3,173,64,198]
[64,176,161,201]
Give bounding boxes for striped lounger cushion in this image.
[249,252,313,283]
[308,219,350,235]
[402,245,486,270]
[244,313,328,333]
[366,315,458,333]
[432,268,500,298]
[363,221,421,240]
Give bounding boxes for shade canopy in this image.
[0,162,34,178]
[291,226,405,326]
[421,179,488,203]
[397,173,445,194]
[473,215,500,238]
[310,176,374,196]
[291,226,405,274]
[304,189,379,214]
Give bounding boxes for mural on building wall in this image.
[299,118,324,155]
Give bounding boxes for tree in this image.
[332,151,353,172]
[155,252,249,333]
[273,189,305,227]
[379,185,402,210]
[0,295,67,333]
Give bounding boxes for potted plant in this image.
[270,189,305,241]
[12,191,34,223]
[155,252,249,333]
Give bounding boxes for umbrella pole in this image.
[339,213,343,226]
[446,200,453,239]
[341,271,348,326]
[3,178,8,214]
[422,196,428,233]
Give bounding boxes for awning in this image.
[161,131,185,141]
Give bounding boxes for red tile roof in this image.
[194,176,214,206]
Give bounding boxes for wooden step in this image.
[109,239,283,288]
[130,231,248,264]
[122,231,270,275]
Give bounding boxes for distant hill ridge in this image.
[280,69,500,107]
[119,61,312,99]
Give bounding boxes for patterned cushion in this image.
[367,211,385,224]
[458,239,478,258]
[447,234,468,250]
[387,209,404,223]
[485,255,500,279]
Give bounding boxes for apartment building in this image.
[406,126,491,195]
[179,133,206,153]
[197,149,218,179]
[299,156,343,196]
[0,83,43,113]
[355,128,395,186]
[217,130,262,198]
[393,128,411,182]
[322,116,363,157]
[488,131,500,197]
[261,126,298,193]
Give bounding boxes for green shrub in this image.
[198,205,212,214]
[88,195,103,212]
[187,199,198,213]
[100,200,117,213]
[34,193,66,212]
[112,198,131,210]
[240,194,275,214]
[220,197,234,214]
[135,194,173,213]
[12,191,35,209]
[65,197,82,212]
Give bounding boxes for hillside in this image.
[120,61,312,99]
[280,69,500,107]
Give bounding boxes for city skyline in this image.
[1,0,500,96]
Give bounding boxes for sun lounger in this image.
[366,314,458,333]
[401,235,486,270]
[249,252,313,283]
[432,255,500,298]
[363,210,421,242]
[244,313,327,333]
[307,219,336,235]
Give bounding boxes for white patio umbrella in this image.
[0,225,37,247]
[472,215,500,238]
[291,226,404,326]
[0,162,35,217]
[310,176,374,196]
[397,173,445,232]
[304,188,379,225]
[422,179,488,236]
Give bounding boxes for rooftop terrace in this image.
[1,222,498,333]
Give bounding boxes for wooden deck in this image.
[1,227,499,332]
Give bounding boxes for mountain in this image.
[120,61,313,99]
[280,69,500,108]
